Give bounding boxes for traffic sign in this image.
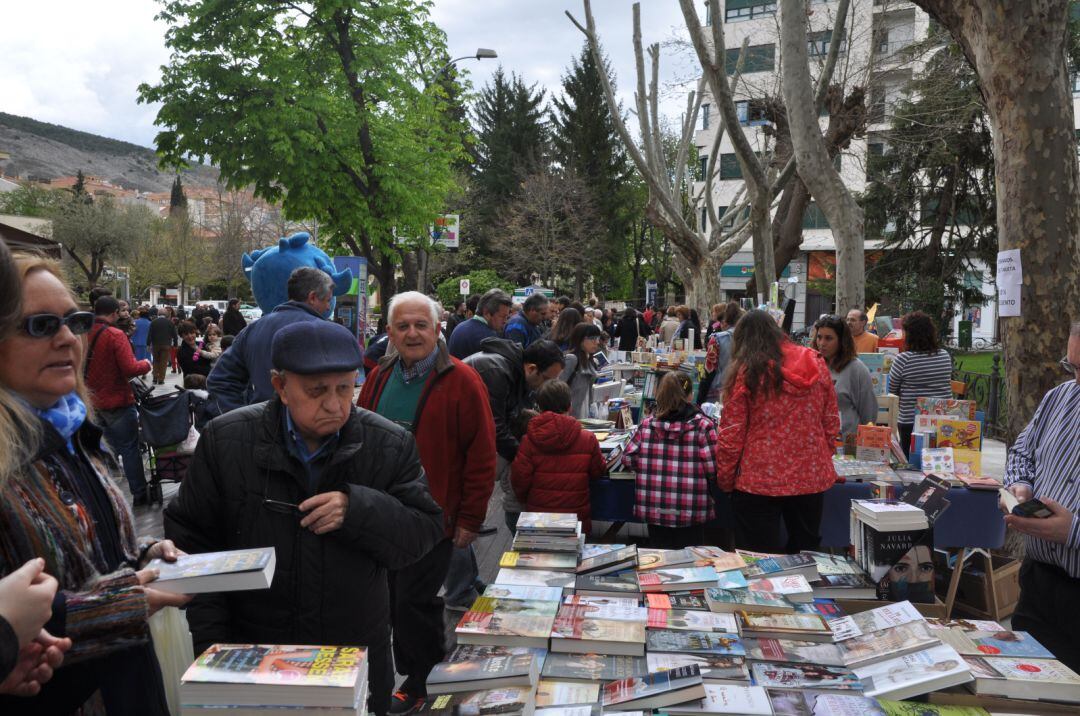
[459,278,471,295]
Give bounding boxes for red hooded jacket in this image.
[511,412,606,531]
[715,341,840,496]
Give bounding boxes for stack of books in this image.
[180,644,368,715]
[550,595,647,656]
[575,545,637,576]
[455,585,563,649]
[512,513,583,554]
[849,500,935,603]
[850,500,929,531]
[804,552,877,600]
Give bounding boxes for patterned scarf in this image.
[32,392,87,454]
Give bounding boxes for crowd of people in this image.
[0,247,1077,715]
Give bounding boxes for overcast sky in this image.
[1,0,696,149]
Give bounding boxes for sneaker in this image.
[388,691,424,716]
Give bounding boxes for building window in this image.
[725,44,775,74]
[1073,74,1080,96]
[735,99,770,126]
[716,205,748,229]
[725,1,777,22]
[702,103,710,130]
[868,86,886,123]
[803,202,830,230]
[808,29,846,58]
[700,207,708,231]
[921,197,980,226]
[699,156,709,181]
[719,153,742,180]
[866,142,886,180]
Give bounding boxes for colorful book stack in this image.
[179,644,368,715]
[912,398,980,474]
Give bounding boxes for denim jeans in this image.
[97,406,147,499]
[443,543,483,608]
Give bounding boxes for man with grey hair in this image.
[447,287,512,360]
[1002,320,1080,671]
[503,292,549,349]
[358,291,496,713]
[208,266,338,413]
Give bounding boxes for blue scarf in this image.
[32,392,87,454]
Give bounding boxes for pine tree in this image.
[550,44,634,298]
[71,169,92,204]
[170,175,188,212]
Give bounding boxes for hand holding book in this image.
[136,566,193,615]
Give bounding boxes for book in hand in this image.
[853,644,972,700]
[663,684,771,715]
[417,685,535,715]
[550,613,647,657]
[647,609,738,634]
[810,573,877,599]
[737,551,820,582]
[540,653,647,683]
[426,653,539,695]
[646,629,746,657]
[704,587,795,614]
[736,612,833,643]
[962,654,1080,703]
[836,621,941,668]
[574,571,641,598]
[646,653,750,684]
[766,689,887,715]
[749,662,862,694]
[637,567,720,593]
[180,644,367,708]
[575,545,638,576]
[646,590,710,612]
[746,575,814,603]
[742,638,845,668]
[149,547,275,594]
[936,629,1055,659]
[535,680,599,707]
[500,551,578,572]
[600,665,707,711]
[828,600,925,641]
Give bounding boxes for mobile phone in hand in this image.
[1011,498,1053,519]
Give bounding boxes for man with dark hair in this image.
[88,286,112,306]
[444,300,468,338]
[148,305,178,384]
[1002,321,1080,671]
[222,298,247,336]
[167,320,444,716]
[85,295,153,505]
[465,338,565,531]
[447,288,513,360]
[208,266,336,413]
[555,296,571,313]
[846,309,878,353]
[504,293,549,349]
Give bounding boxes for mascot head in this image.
[242,232,352,316]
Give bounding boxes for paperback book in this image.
[646,609,738,634]
[447,644,548,666]
[417,686,534,715]
[456,611,556,649]
[482,584,564,603]
[827,601,924,642]
[742,638,846,668]
[689,546,749,573]
[574,545,637,576]
[836,622,941,668]
[535,680,599,707]
[853,644,972,700]
[637,548,698,571]
[600,665,706,711]
[645,653,750,684]
[767,690,887,716]
[746,575,813,603]
[495,568,575,593]
[704,588,795,614]
[936,629,1055,659]
[962,655,1080,703]
[736,612,833,643]
[426,654,538,695]
[637,567,720,593]
[539,653,647,683]
[149,547,276,595]
[549,614,647,657]
[645,591,709,611]
[737,552,820,582]
[749,662,863,694]
[574,571,641,597]
[500,551,578,572]
[646,629,746,657]
[664,684,772,715]
[810,574,877,600]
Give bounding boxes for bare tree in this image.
[910,0,1080,441]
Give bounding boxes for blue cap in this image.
[271,320,362,374]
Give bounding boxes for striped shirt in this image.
[1004,380,1080,577]
[888,349,954,423]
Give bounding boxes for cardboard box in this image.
[933,551,1020,620]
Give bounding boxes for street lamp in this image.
[439,48,498,75]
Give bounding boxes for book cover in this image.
[482,584,564,603]
[743,639,845,667]
[768,690,886,715]
[704,588,794,613]
[647,609,737,633]
[535,680,599,707]
[689,546,748,573]
[517,513,579,533]
[637,548,697,571]
[455,612,555,640]
[562,595,639,610]
[150,547,275,594]
[575,545,637,574]
[878,701,987,715]
[494,568,575,591]
[574,571,640,594]
[898,474,952,525]
[855,425,893,463]
[464,597,560,617]
[182,644,364,689]
[828,601,924,641]
[939,629,1055,659]
[637,567,718,591]
[749,662,862,692]
[979,656,1080,685]
[646,653,749,683]
[853,644,971,698]
[427,654,537,692]
[666,684,771,715]
[794,599,845,620]
[813,574,876,591]
[935,420,982,451]
[447,644,548,664]
[645,591,709,611]
[858,353,889,397]
[534,707,599,716]
[738,612,831,637]
[550,615,645,644]
[952,449,983,479]
[746,575,812,599]
[540,653,647,682]
[600,665,703,709]
[714,569,749,590]
[500,551,577,571]
[866,528,936,603]
[924,618,1004,633]
[836,622,940,667]
[920,448,955,476]
[419,686,534,715]
[646,629,746,657]
[579,543,628,561]
[555,601,645,623]
[915,398,976,420]
[739,554,816,580]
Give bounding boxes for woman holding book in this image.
[889,311,954,459]
[559,323,602,418]
[0,253,189,714]
[813,314,878,439]
[715,310,840,554]
[622,372,718,549]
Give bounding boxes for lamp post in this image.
[439,48,498,76]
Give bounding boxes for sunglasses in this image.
[20,312,95,338]
[1062,357,1080,374]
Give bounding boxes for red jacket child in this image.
[512,408,606,532]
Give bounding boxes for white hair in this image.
[387,291,440,327]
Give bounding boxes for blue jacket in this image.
[447,316,496,360]
[503,313,542,349]
[207,301,326,414]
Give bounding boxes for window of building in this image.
[803,202,830,230]
[719,153,742,180]
[920,197,980,226]
[808,29,846,58]
[1073,74,1080,95]
[735,99,770,126]
[699,156,709,181]
[868,86,886,123]
[725,0,777,22]
[702,103,710,130]
[700,207,708,231]
[716,205,749,229]
[725,44,775,74]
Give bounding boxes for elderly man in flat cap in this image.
[165,320,443,716]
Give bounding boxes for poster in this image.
[996,249,1022,317]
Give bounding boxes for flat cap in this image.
[271,320,362,374]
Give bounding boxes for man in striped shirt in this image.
[1003,321,1080,671]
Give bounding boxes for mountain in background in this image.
[0,111,218,193]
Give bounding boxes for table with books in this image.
[422,511,1080,716]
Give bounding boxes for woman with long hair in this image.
[548,307,583,351]
[0,253,189,714]
[613,307,650,352]
[560,322,603,418]
[889,311,954,458]
[622,372,718,549]
[715,310,840,553]
[813,314,878,439]
[698,302,743,404]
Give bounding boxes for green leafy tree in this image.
[435,269,513,309]
[51,197,157,290]
[138,0,468,303]
[0,184,67,217]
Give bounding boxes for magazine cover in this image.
[182,644,364,688]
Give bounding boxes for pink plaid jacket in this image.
[622,410,719,527]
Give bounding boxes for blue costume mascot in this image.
[243,231,352,316]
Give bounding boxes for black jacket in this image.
[613,314,651,352]
[164,398,443,655]
[222,308,247,336]
[147,316,177,347]
[463,337,530,462]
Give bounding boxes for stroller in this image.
[132,379,208,505]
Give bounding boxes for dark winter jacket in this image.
[222,308,247,336]
[463,338,532,463]
[147,315,177,348]
[503,313,542,349]
[207,301,326,413]
[447,316,496,360]
[163,399,443,715]
[511,412,606,531]
[613,314,651,352]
